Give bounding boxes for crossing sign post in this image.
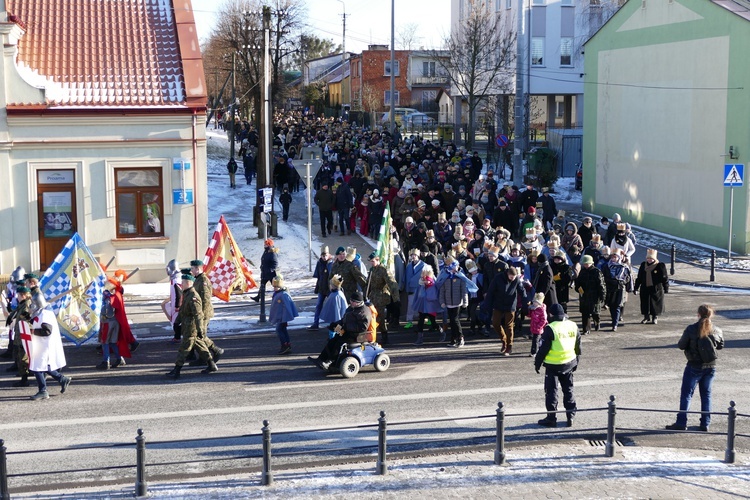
[723,164,744,262]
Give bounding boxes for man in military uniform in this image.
[166,274,216,379]
[365,252,398,345]
[534,304,581,428]
[9,286,32,386]
[330,247,366,301]
[189,260,224,363]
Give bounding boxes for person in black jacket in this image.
[309,291,372,370]
[483,266,528,355]
[336,180,354,235]
[251,239,279,302]
[666,304,724,431]
[633,248,669,325]
[308,245,332,330]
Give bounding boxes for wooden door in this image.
[37,169,77,271]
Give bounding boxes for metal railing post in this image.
[494,402,507,465]
[710,250,716,282]
[670,244,676,275]
[605,395,617,458]
[259,282,268,323]
[376,411,388,475]
[261,420,273,485]
[725,401,736,464]
[0,439,9,500]
[135,429,148,498]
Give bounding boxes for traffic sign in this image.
[723,164,744,187]
[496,134,509,148]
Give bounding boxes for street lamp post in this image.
[337,0,346,63]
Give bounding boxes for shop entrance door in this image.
[37,169,77,271]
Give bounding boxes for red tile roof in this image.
[6,0,206,109]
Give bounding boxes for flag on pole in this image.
[203,215,257,302]
[39,232,107,345]
[375,205,394,276]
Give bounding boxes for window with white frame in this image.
[531,37,544,66]
[495,0,502,10]
[384,90,400,106]
[560,37,573,66]
[115,168,164,237]
[384,60,400,77]
[423,61,436,77]
[422,90,437,108]
[506,0,512,8]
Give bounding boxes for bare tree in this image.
[432,0,516,149]
[361,83,382,127]
[396,23,421,50]
[206,0,307,127]
[573,0,626,59]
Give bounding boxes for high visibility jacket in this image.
[543,319,578,365]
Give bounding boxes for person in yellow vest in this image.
[534,303,581,428]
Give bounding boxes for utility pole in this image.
[337,0,346,63]
[389,0,396,139]
[227,52,238,188]
[512,0,527,188]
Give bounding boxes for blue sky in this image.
[190,0,451,52]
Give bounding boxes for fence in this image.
[1,396,747,499]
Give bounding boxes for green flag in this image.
[375,205,394,276]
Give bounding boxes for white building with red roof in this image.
[0,0,208,282]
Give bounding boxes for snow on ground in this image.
[23,444,750,499]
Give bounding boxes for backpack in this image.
[697,335,718,363]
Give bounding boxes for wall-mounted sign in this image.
[173,189,194,204]
[173,158,191,170]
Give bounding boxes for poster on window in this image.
[43,192,74,238]
[142,194,161,234]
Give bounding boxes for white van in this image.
[380,107,419,126]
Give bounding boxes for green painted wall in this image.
[583,0,750,254]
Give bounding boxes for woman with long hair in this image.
[666,304,724,432]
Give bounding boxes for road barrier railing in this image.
[0,396,746,499]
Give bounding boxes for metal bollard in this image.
[258,282,267,323]
[670,244,676,275]
[710,250,716,282]
[261,420,273,485]
[135,429,148,498]
[605,395,617,458]
[1,439,9,500]
[494,402,507,465]
[376,411,388,475]
[725,401,736,464]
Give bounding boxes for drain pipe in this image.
[192,111,200,258]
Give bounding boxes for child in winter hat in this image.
[528,292,548,356]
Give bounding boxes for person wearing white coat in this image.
[609,222,636,265]
[28,296,71,400]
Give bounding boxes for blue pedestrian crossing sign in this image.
[724,164,744,187]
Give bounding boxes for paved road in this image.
[1,283,749,495]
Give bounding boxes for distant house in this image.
[584,0,750,254]
[0,0,208,281]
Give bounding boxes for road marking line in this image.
[0,375,675,431]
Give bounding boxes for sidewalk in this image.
[16,442,750,499]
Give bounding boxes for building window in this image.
[556,101,565,118]
[384,60,400,77]
[532,0,545,4]
[422,61,436,77]
[384,90,400,106]
[422,90,437,108]
[506,0,512,8]
[495,0,502,11]
[560,37,573,66]
[115,168,164,237]
[531,37,544,66]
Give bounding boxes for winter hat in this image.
[350,290,364,303]
[549,303,566,321]
[528,206,536,214]
[330,274,344,289]
[552,249,566,260]
[581,255,594,266]
[465,260,478,273]
[532,292,545,306]
[466,206,475,213]
[613,213,622,222]
[431,199,441,207]
[181,274,195,282]
[405,217,415,226]
[465,219,475,227]
[264,238,274,247]
[368,251,379,261]
[345,247,357,262]
[600,246,611,258]
[537,253,547,264]
[417,222,428,231]
[373,189,379,196]
[474,228,485,239]
[272,275,285,288]
[189,260,204,268]
[16,286,30,294]
[498,199,507,206]
[417,200,426,208]
[444,183,452,191]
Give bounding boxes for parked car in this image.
[575,163,583,190]
[403,112,436,130]
[380,107,419,126]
